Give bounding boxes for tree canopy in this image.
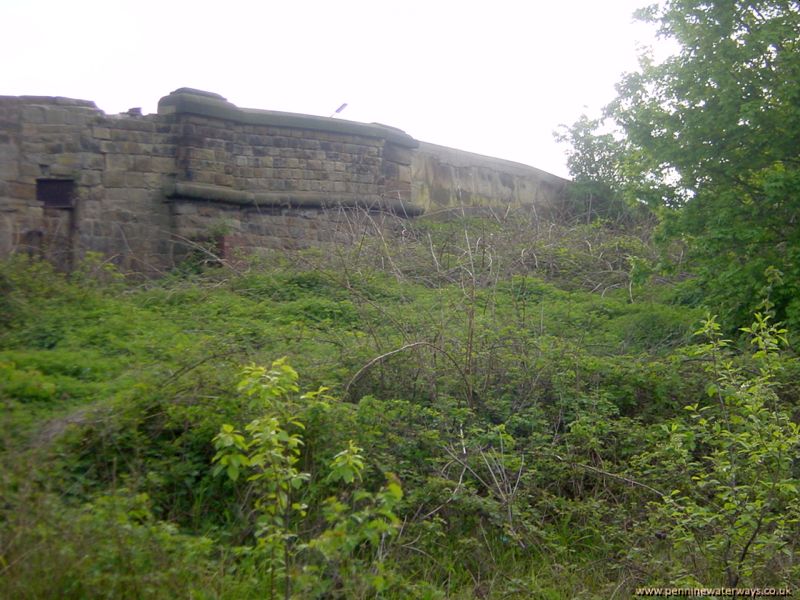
[562,0,800,332]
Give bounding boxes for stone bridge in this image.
[0,88,569,272]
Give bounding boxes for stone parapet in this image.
[412,142,570,214]
[158,88,418,149]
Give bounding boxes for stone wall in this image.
[0,88,569,272]
[0,95,177,272]
[412,142,569,215]
[158,89,420,259]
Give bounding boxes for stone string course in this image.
[0,88,569,272]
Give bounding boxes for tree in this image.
[212,360,404,597]
[563,0,800,331]
[613,1,800,189]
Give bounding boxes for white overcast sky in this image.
[1,0,664,178]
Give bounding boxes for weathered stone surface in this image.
[0,89,569,273]
[411,142,569,212]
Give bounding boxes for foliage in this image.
[0,488,219,599]
[1,193,798,597]
[643,314,800,586]
[212,360,311,597]
[212,360,404,598]
[560,0,800,333]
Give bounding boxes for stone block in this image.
[0,143,18,160]
[103,169,126,187]
[125,172,146,187]
[21,106,45,123]
[55,153,81,168]
[132,156,152,172]
[214,173,234,187]
[79,136,102,153]
[123,142,150,154]
[300,139,320,150]
[343,144,365,155]
[48,163,74,178]
[64,141,82,153]
[106,154,131,170]
[124,119,156,133]
[112,209,136,224]
[189,148,215,161]
[151,156,176,173]
[19,163,41,178]
[88,187,105,202]
[355,173,375,184]
[8,181,35,200]
[382,161,399,179]
[78,171,102,186]
[85,155,105,170]
[0,161,18,179]
[92,126,111,140]
[152,144,176,157]
[143,173,165,189]
[105,187,148,203]
[383,143,413,165]
[43,109,70,125]
[398,164,412,183]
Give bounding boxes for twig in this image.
[344,341,473,406]
[343,342,427,398]
[552,454,665,498]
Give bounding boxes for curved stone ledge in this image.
[417,142,570,187]
[158,88,418,149]
[164,181,424,217]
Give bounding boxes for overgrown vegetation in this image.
[3,0,800,596]
[1,201,798,597]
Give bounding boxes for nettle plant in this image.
[212,359,403,597]
[653,314,800,587]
